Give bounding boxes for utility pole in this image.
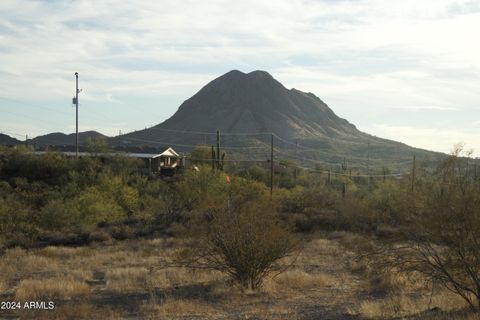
[117,130,122,148]
[270,134,274,199]
[342,157,347,199]
[466,156,470,178]
[74,72,79,158]
[25,134,28,148]
[294,139,298,184]
[216,130,220,170]
[211,145,215,170]
[411,154,416,192]
[367,141,371,189]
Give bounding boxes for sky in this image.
[0,0,479,156]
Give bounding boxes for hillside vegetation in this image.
[0,145,479,319]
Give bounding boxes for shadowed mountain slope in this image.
[32,131,107,147]
[0,133,22,146]
[117,70,444,171]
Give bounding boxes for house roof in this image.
[152,147,180,158]
[31,147,181,159]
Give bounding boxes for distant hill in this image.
[0,133,22,146]
[32,131,107,147]
[116,70,444,171]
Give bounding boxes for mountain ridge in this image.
[1,70,445,170]
[117,69,444,170]
[31,131,107,147]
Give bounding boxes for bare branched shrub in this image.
[366,146,480,312]
[178,180,298,290]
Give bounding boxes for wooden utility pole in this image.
[270,134,274,199]
[342,157,347,199]
[117,130,122,148]
[294,139,298,184]
[74,72,79,158]
[211,145,215,170]
[216,130,220,169]
[25,134,28,148]
[411,154,416,192]
[367,141,371,189]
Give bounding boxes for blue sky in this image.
[0,0,479,156]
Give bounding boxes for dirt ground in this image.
[0,232,477,319]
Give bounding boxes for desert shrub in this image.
[85,136,109,155]
[105,155,143,176]
[0,195,37,238]
[41,187,126,228]
[279,185,337,214]
[277,160,297,189]
[97,175,140,215]
[335,196,378,232]
[0,180,11,197]
[40,199,78,229]
[189,144,213,166]
[365,179,409,225]
[0,151,72,186]
[76,187,127,225]
[179,180,297,290]
[293,213,314,232]
[369,147,480,312]
[239,164,269,185]
[175,166,228,212]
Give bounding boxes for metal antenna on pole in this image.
[75,72,79,158]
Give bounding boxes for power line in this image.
[186,157,267,163]
[0,96,108,123]
[119,136,267,150]
[0,109,68,128]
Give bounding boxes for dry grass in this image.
[141,298,223,319]
[22,303,121,320]
[15,278,90,300]
[351,289,468,319]
[242,303,301,320]
[37,246,94,259]
[1,235,478,319]
[0,247,58,277]
[263,269,336,293]
[369,270,412,293]
[0,279,7,292]
[106,267,149,292]
[145,267,225,291]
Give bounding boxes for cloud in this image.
[389,105,458,111]
[370,124,480,157]
[0,0,479,151]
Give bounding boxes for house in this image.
[31,147,184,177]
[149,147,183,176]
